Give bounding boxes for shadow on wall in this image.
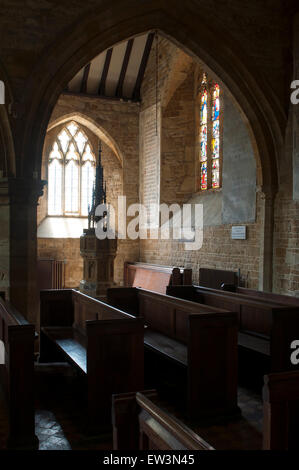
[0,340,4,364]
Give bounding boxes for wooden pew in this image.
[113,372,299,450]
[0,297,38,449]
[166,285,299,372]
[236,286,299,307]
[107,287,239,421]
[199,267,238,290]
[112,390,214,450]
[39,289,144,430]
[263,371,299,449]
[124,262,192,294]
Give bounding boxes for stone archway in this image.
[1,0,286,319]
[0,60,16,177]
[18,0,283,196]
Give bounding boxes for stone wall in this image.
[37,94,140,287]
[139,35,262,288]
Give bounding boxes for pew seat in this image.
[41,327,87,373]
[144,329,187,366]
[238,331,270,356]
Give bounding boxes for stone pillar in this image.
[293,13,299,200]
[80,228,117,299]
[0,177,44,324]
[259,190,275,292]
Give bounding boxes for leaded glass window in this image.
[47,122,96,216]
[198,76,222,191]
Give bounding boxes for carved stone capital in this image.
[0,177,46,206]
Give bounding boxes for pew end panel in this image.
[187,312,239,421]
[40,289,74,328]
[263,371,299,449]
[112,390,214,450]
[86,317,145,429]
[0,298,38,449]
[112,389,157,450]
[271,308,299,372]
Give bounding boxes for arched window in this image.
[198,75,222,191]
[48,122,96,216]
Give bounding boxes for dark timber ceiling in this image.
[65,32,154,102]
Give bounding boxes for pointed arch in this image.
[48,113,123,167]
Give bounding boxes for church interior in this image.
[0,0,299,453]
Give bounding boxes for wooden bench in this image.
[112,390,214,450]
[263,371,299,449]
[199,267,238,289]
[113,371,299,450]
[124,262,192,294]
[236,286,299,307]
[39,289,144,431]
[0,297,38,449]
[167,285,299,372]
[107,287,239,421]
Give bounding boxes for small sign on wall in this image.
[231,225,247,240]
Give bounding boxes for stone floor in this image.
[0,362,263,450]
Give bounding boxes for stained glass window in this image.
[198,77,221,191]
[200,81,208,190]
[211,84,220,188]
[47,121,96,216]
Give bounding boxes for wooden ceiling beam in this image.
[98,48,113,96]
[132,32,154,101]
[80,63,91,93]
[115,38,134,99]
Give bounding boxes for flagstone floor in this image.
[0,362,263,451]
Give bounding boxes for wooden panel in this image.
[144,329,187,366]
[238,287,299,307]
[0,297,37,449]
[199,268,238,289]
[112,391,214,450]
[87,318,144,427]
[40,289,74,328]
[187,313,238,420]
[139,295,175,337]
[263,371,299,449]
[167,284,299,372]
[124,262,192,293]
[41,327,87,373]
[107,287,139,316]
[112,389,157,450]
[240,305,272,336]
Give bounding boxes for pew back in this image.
[199,267,238,289]
[124,262,192,294]
[167,285,299,371]
[137,288,232,344]
[237,287,299,308]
